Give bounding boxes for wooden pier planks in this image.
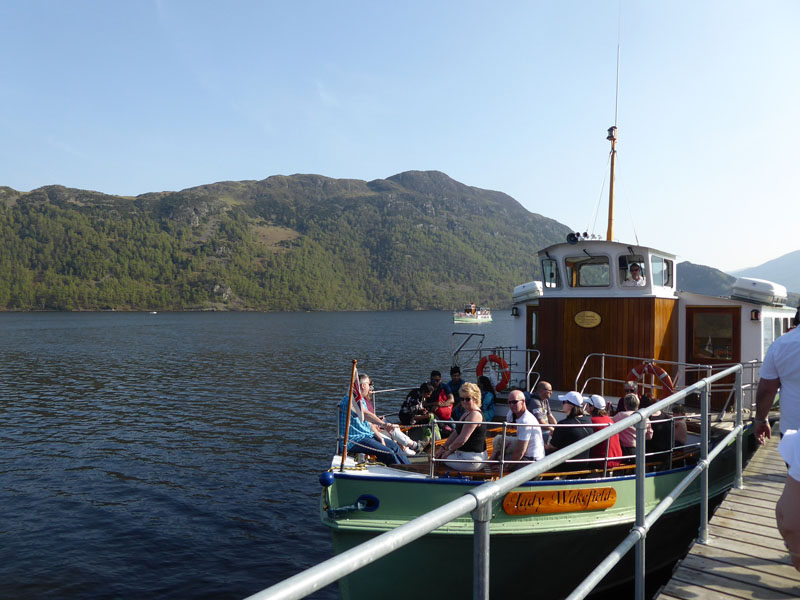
[655,433,800,600]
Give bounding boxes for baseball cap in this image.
[559,391,587,407]
[589,394,606,410]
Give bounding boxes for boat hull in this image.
[322,435,751,599]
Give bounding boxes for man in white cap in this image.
[546,391,593,471]
[489,389,544,469]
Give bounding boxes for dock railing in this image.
[245,365,745,600]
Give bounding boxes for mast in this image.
[606,125,617,241]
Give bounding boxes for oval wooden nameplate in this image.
[574,311,602,328]
[503,487,617,515]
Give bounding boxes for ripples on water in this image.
[0,311,512,599]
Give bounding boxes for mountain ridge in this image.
[0,171,796,311]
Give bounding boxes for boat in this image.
[317,124,797,600]
[453,303,492,323]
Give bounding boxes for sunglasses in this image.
[508,399,523,405]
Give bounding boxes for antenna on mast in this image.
[606,43,621,242]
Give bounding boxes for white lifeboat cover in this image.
[731,277,788,305]
[513,281,543,303]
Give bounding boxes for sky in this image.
[1,1,798,273]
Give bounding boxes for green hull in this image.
[322,436,750,599]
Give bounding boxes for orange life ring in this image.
[627,362,674,395]
[476,354,511,392]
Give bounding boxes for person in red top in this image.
[586,394,622,469]
[426,370,455,437]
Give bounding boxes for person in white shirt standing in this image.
[755,326,800,444]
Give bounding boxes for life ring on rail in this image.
[476,354,511,392]
[627,362,674,395]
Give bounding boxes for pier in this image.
[655,432,800,599]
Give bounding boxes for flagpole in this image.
[340,359,358,472]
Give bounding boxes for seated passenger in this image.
[477,375,496,422]
[526,381,557,444]
[338,375,410,465]
[489,389,544,469]
[642,393,672,455]
[612,393,653,459]
[623,263,646,287]
[399,382,439,449]
[427,370,455,437]
[436,382,487,471]
[671,404,688,446]
[586,394,622,468]
[546,391,594,471]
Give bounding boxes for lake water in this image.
[0,311,513,599]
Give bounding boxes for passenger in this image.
[623,263,646,287]
[777,430,800,572]
[546,391,594,471]
[642,393,672,455]
[436,382,487,471]
[427,370,455,437]
[671,404,688,447]
[399,382,440,449]
[489,389,544,469]
[616,380,638,414]
[448,366,467,420]
[526,380,557,444]
[477,375,496,422]
[586,394,622,469]
[338,375,410,465]
[612,393,653,460]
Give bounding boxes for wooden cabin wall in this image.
[532,297,678,396]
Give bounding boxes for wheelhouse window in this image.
[565,255,610,288]
[541,258,561,289]
[618,254,646,287]
[763,318,775,354]
[650,256,674,287]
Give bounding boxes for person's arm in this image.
[755,377,780,444]
[509,429,530,462]
[443,391,455,408]
[436,414,479,458]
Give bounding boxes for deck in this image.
[655,430,800,599]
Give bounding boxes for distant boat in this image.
[453,304,492,323]
[149,311,158,315]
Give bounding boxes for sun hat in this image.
[559,391,586,407]
[589,394,606,410]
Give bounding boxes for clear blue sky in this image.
[1,1,798,272]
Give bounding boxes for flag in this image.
[350,367,364,420]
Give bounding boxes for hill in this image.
[731,250,800,293]
[0,172,571,311]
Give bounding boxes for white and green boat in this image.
[318,128,795,599]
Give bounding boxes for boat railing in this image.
[251,365,745,600]
[451,332,541,392]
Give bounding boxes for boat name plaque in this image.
[574,311,602,329]
[502,487,617,515]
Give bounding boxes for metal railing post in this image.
[735,369,743,489]
[699,381,710,544]
[472,500,492,600]
[634,418,647,600]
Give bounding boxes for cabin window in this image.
[763,318,776,354]
[650,256,674,287]
[692,312,734,360]
[566,255,610,287]
[618,254,646,287]
[784,318,791,334]
[774,317,782,342]
[541,259,561,289]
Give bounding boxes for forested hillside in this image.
[0,171,571,311]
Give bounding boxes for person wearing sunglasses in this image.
[623,263,646,287]
[488,389,544,470]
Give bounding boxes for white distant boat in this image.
[453,304,492,323]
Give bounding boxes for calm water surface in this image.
[0,311,512,599]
